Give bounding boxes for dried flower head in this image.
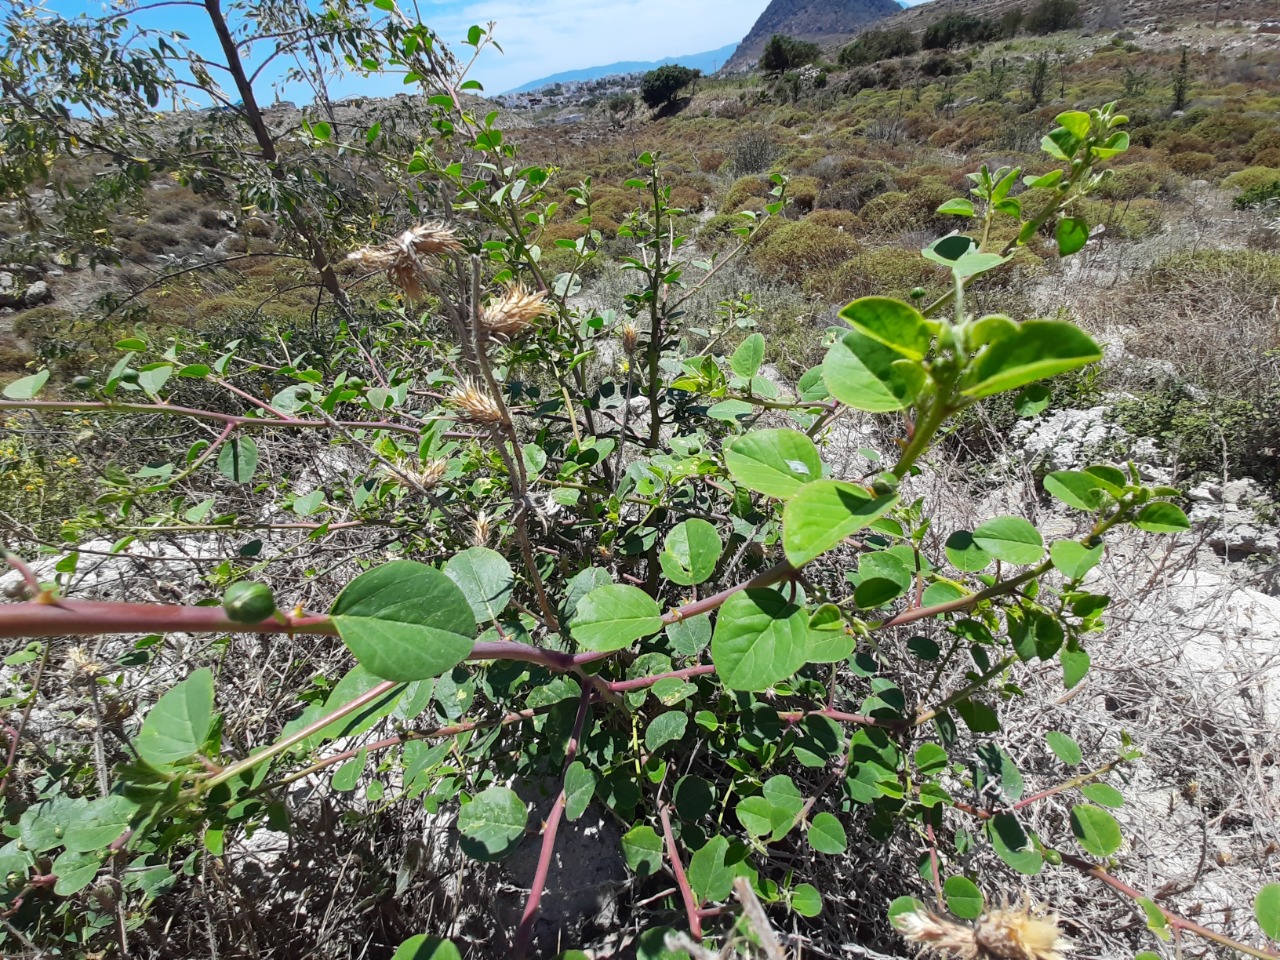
[894,896,1069,960]
[412,459,450,490]
[472,510,494,547]
[480,283,550,338]
[346,224,462,299]
[619,321,639,354]
[448,378,505,425]
[65,645,105,682]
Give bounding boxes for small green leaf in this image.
[963,321,1102,400]
[943,876,984,919]
[1070,803,1123,857]
[972,517,1044,566]
[1014,384,1052,416]
[1133,503,1190,534]
[1080,783,1125,808]
[687,835,733,902]
[1137,897,1172,941]
[937,198,975,217]
[823,329,924,412]
[1056,216,1089,255]
[730,333,765,379]
[445,547,515,622]
[790,882,822,917]
[390,936,462,960]
[988,813,1043,875]
[945,530,992,572]
[889,895,928,926]
[331,561,476,682]
[621,825,664,877]
[137,668,215,766]
[1044,471,1105,511]
[311,120,332,141]
[808,812,847,854]
[724,429,822,499]
[710,589,810,692]
[570,584,662,652]
[1051,541,1104,580]
[659,519,722,586]
[52,849,102,896]
[332,748,367,791]
[644,711,688,752]
[838,296,932,360]
[1056,110,1091,138]
[783,480,898,567]
[217,436,259,484]
[563,761,596,821]
[3,369,50,400]
[63,795,138,853]
[457,786,527,861]
[807,604,855,663]
[1255,883,1280,940]
[1045,731,1082,766]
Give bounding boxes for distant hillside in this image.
[877,0,1278,33]
[724,0,902,71]
[504,44,738,95]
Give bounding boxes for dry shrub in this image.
[1168,151,1217,176]
[807,208,859,231]
[722,175,772,213]
[668,185,706,213]
[815,245,944,303]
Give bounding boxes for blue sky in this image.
[51,0,934,101]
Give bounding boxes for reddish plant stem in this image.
[1058,853,1280,960]
[777,707,903,731]
[609,664,715,693]
[1010,758,1127,811]
[513,686,594,959]
[658,799,702,942]
[661,560,795,626]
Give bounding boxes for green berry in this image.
[222,581,277,623]
[119,370,140,385]
[909,287,927,300]
[71,376,94,391]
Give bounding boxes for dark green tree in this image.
[760,34,821,74]
[639,64,700,110]
[1026,0,1083,34]
[838,28,918,67]
[922,14,1001,50]
[1171,45,1191,111]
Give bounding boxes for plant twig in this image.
[658,797,702,941]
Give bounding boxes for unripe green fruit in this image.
[222,581,277,623]
[346,377,364,389]
[119,370,140,385]
[909,287,926,300]
[71,376,94,390]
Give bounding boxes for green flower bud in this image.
[222,581,277,623]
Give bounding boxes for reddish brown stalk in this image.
[661,560,795,626]
[609,664,715,693]
[777,707,903,730]
[512,686,594,959]
[659,799,702,941]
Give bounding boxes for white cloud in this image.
[418,0,768,92]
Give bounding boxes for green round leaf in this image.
[644,711,688,752]
[687,835,733,902]
[1133,502,1190,534]
[736,795,774,837]
[1255,883,1280,940]
[808,812,847,854]
[63,795,139,854]
[783,480,898,567]
[807,603,856,663]
[1080,783,1125,808]
[563,761,596,822]
[710,588,810,692]
[945,530,992,572]
[823,329,924,412]
[1050,540,1104,580]
[1044,471,1105,511]
[943,875,984,919]
[838,296,932,361]
[724,428,822,499]
[1014,384,1051,416]
[1056,216,1089,256]
[962,321,1102,400]
[673,776,716,821]
[972,516,1045,566]
[52,849,102,896]
[217,436,259,484]
[2,369,50,400]
[457,786,527,861]
[659,519,722,586]
[331,561,477,682]
[1070,803,1123,857]
[137,668,215,767]
[987,813,1043,875]
[1044,731,1082,766]
[621,824,663,878]
[790,882,822,917]
[445,546,515,622]
[889,895,928,926]
[390,936,463,960]
[570,584,663,652]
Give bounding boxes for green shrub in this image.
[760,34,820,74]
[838,28,919,67]
[1233,177,1280,209]
[1224,166,1280,192]
[722,174,772,212]
[922,14,1000,50]
[749,218,859,284]
[1026,0,1083,34]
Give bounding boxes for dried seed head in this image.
[413,459,449,490]
[472,510,494,547]
[975,898,1070,960]
[346,224,462,299]
[894,897,1069,960]
[65,645,105,682]
[448,378,505,425]
[480,283,550,338]
[619,321,639,354]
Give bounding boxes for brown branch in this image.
[659,798,702,942]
